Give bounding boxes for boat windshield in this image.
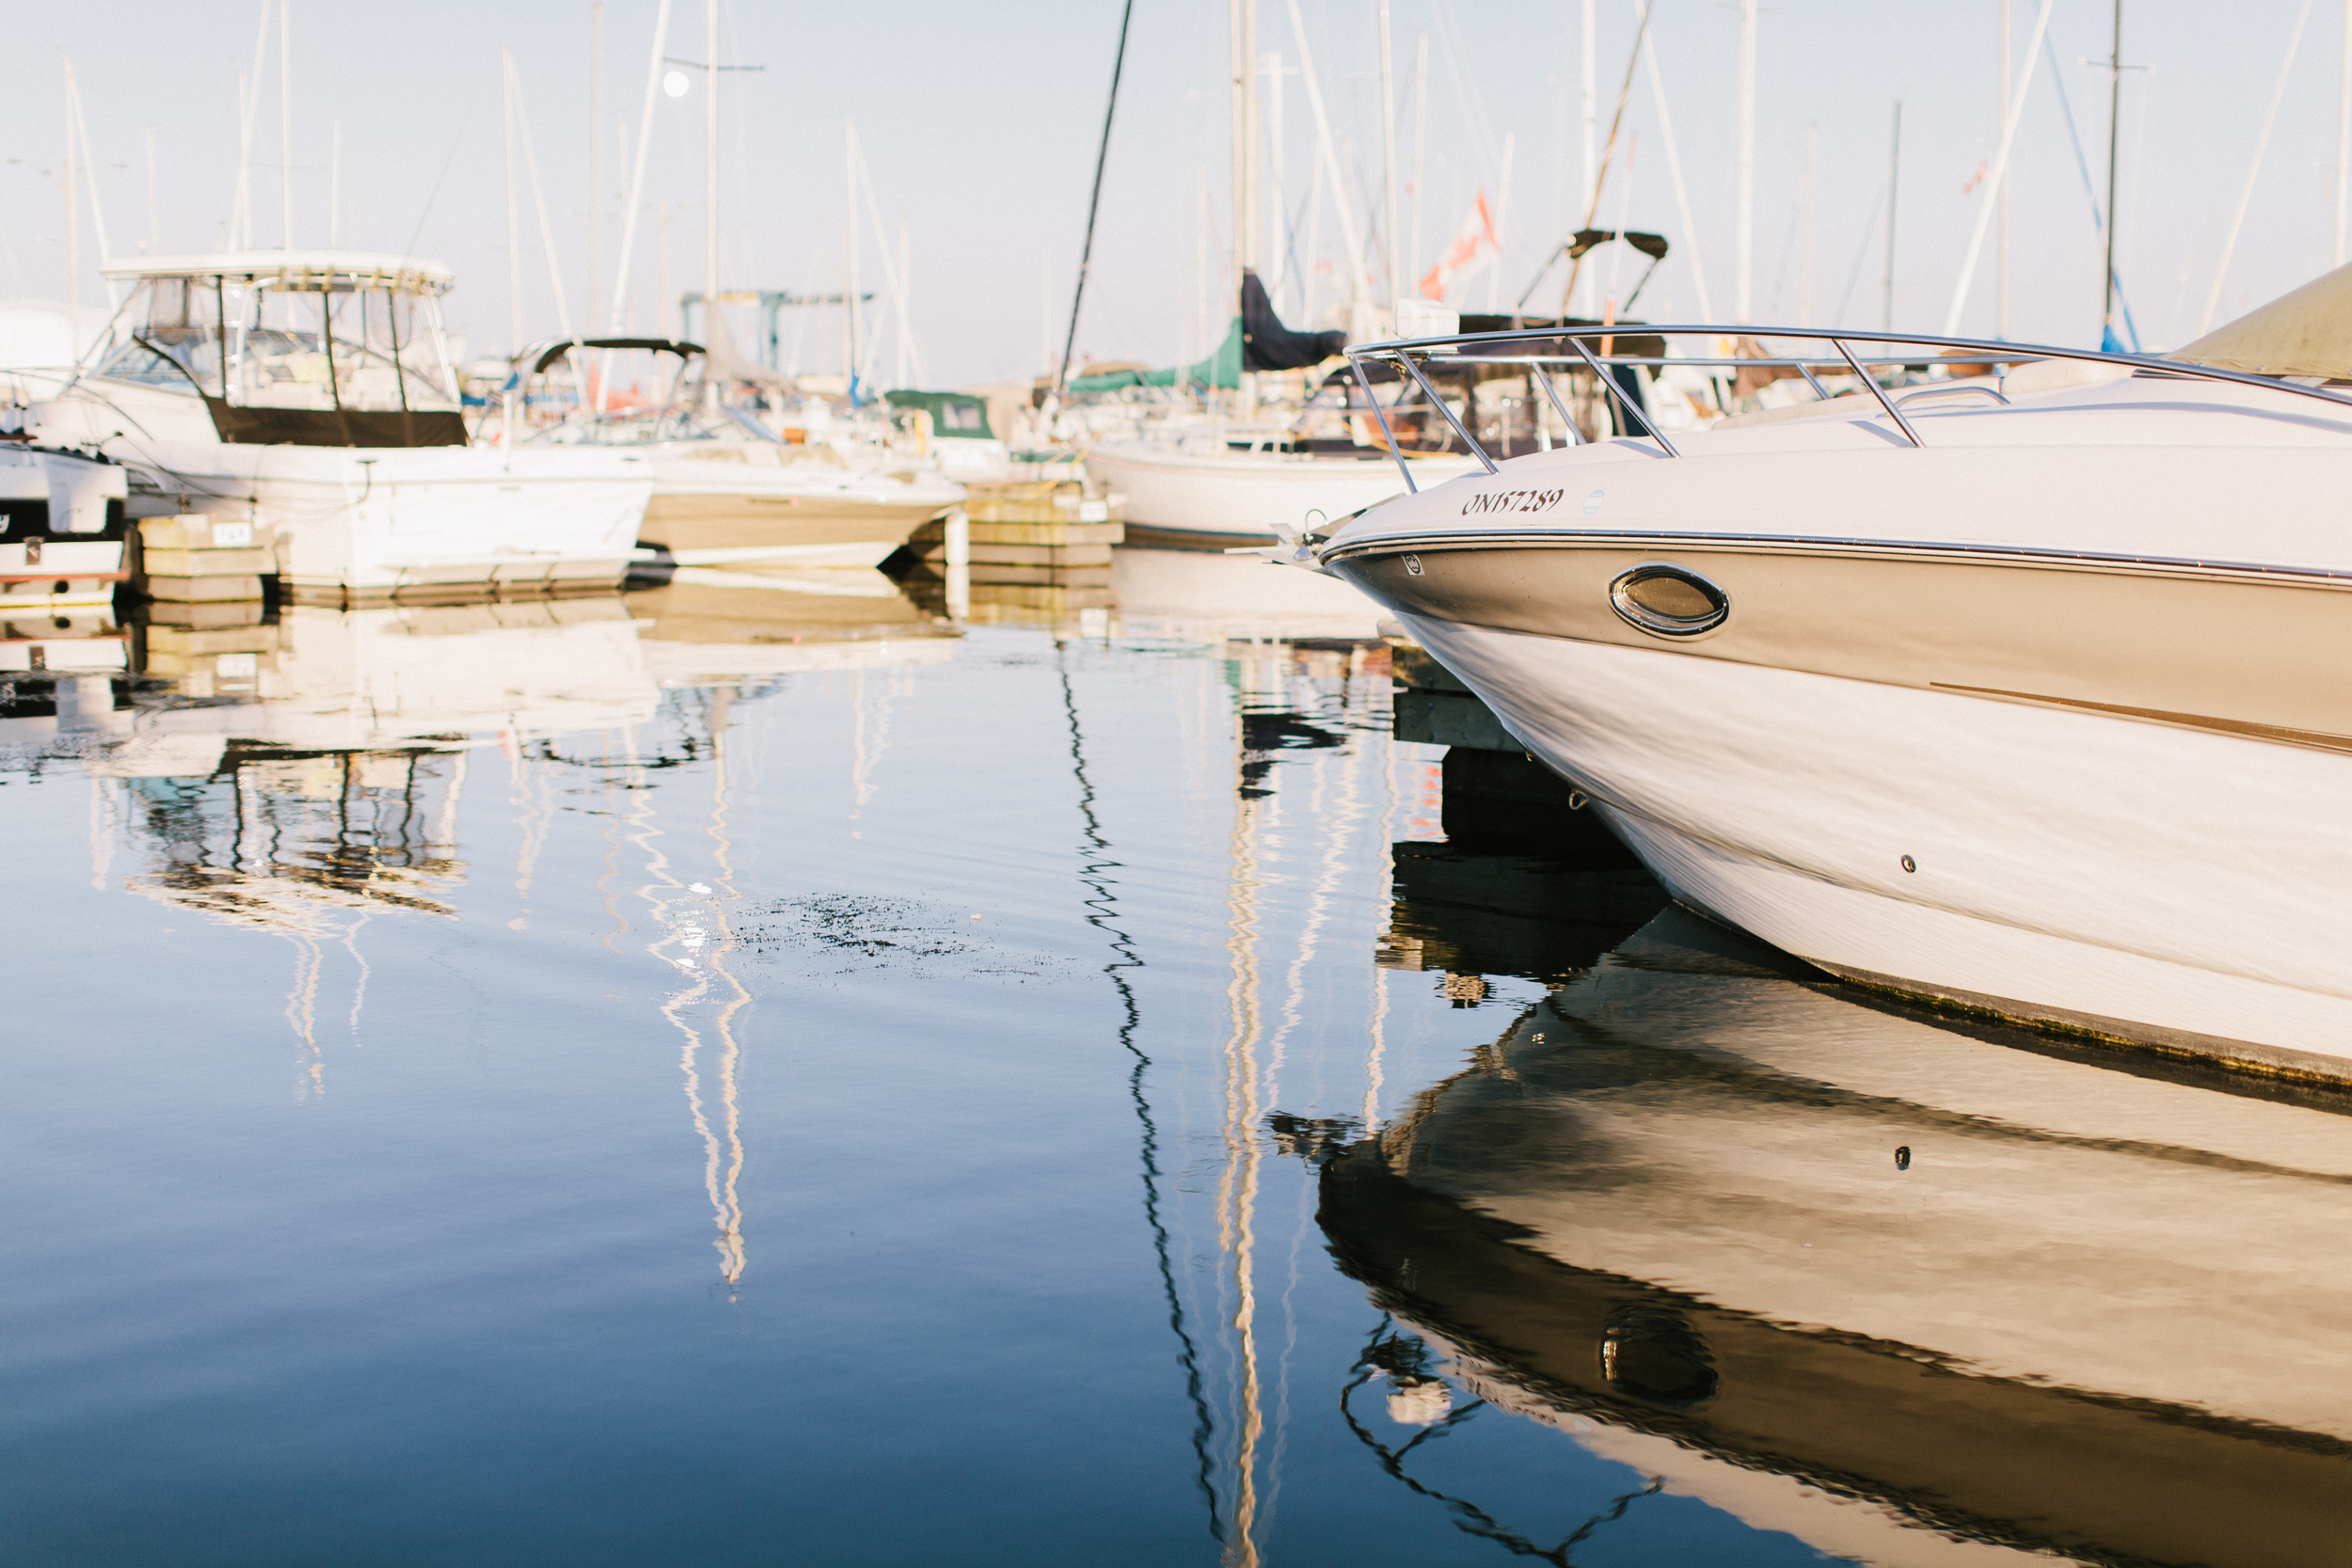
[97,276,460,411]
[91,266,469,446]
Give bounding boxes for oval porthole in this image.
[1608,562,1730,638]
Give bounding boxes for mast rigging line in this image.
[2200,0,2315,335]
[2040,24,2143,350]
[1557,0,1656,320]
[1051,0,1137,407]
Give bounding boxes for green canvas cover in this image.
[883,388,995,439]
[1066,317,1243,394]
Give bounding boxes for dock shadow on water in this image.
[0,555,2345,1565]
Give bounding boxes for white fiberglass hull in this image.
[29,383,650,596]
[130,440,651,598]
[634,446,961,562]
[1085,438,1479,543]
[1401,613,2352,1070]
[1317,365,2352,1075]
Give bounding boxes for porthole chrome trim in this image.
[1608,562,1731,638]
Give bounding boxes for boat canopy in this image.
[883,389,993,439]
[102,251,454,293]
[1066,319,1244,394]
[2170,261,2352,379]
[88,251,466,447]
[1240,271,1346,371]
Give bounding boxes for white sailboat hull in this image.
[1085,438,1479,543]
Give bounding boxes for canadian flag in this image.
[1418,192,1499,302]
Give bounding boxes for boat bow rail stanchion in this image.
[1340,324,2352,490]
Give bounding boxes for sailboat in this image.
[22,252,653,601]
[1084,276,1483,548]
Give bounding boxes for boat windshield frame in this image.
[89,260,468,449]
[1343,325,2352,491]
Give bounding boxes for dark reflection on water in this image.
[1325,910,2352,1568]
[1,572,2348,1565]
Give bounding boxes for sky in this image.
[4,0,2349,388]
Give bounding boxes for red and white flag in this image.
[1418,192,1499,302]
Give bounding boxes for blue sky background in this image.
[3,1,2344,385]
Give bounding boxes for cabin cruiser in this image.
[516,338,963,570]
[1323,908,2352,1568]
[20,253,651,601]
[1311,269,2352,1078]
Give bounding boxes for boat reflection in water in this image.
[1322,899,2352,1566]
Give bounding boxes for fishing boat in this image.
[1310,272,2352,1079]
[1322,906,2352,1568]
[518,338,963,571]
[21,253,652,602]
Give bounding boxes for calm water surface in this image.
[4,558,2348,1566]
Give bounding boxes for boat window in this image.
[1609,563,1732,638]
[97,275,459,413]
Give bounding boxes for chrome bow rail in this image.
[1344,324,2352,493]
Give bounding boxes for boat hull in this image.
[637,493,953,563]
[1085,439,1479,545]
[1384,607,2352,1073]
[126,441,650,600]
[631,447,961,563]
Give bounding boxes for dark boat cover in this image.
[1240,271,1345,371]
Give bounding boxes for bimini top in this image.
[2171,261,2352,379]
[99,251,454,293]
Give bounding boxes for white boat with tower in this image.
[21,252,652,603]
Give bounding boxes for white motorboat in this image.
[516,338,962,569]
[0,445,129,612]
[1323,909,2352,1568]
[1311,277,2352,1080]
[23,253,651,601]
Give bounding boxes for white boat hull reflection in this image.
[1326,909,2352,1567]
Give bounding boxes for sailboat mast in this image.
[2103,0,2122,341]
[504,47,521,352]
[1883,100,1901,332]
[278,0,293,247]
[63,62,77,320]
[1736,0,1756,322]
[2338,0,2350,267]
[705,0,719,387]
[1998,0,2011,335]
[1232,0,1258,413]
[589,1,602,336]
[1231,0,1258,281]
[1801,124,1816,325]
[1380,0,1399,305]
[1410,33,1427,287]
[1579,0,1595,315]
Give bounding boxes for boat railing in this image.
[1343,324,2352,493]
